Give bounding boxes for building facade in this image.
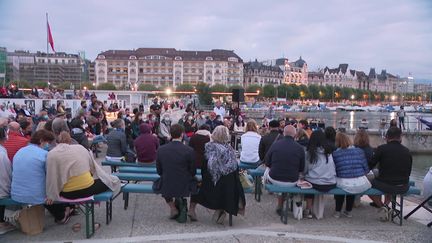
[323,64,360,89]
[0,47,6,85]
[95,48,243,88]
[243,60,283,87]
[307,71,324,86]
[6,50,84,86]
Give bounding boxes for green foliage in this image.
[210,84,227,92]
[138,83,158,91]
[56,82,73,90]
[262,84,276,98]
[33,81,49,89]
[196,82,212,105]
[175,83,195,92]
[246,84,262,93]
[97,82,117,90]
[228,85,243,92]
[16,80,32,89]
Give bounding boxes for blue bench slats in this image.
[265,184,421,196]
[122,184,154,193]
[118,166,202,175]
[93,191,114,202]
[238,162,260,170]
[0,198,21,206]
[114,172,203,182]
[102,161,144,167]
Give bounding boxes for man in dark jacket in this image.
[156,124,196,218]
[205,112,223,132]
[265,125,305,215]
[259,120,281,162]
[368,127,412,221]
[134,123,159,164]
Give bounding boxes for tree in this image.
[277,84,289,98]
[262,84,276,98]
[97,82,117,90]
[307,85,320,99]
[34,81,49,89]
[246,84,261,93]
[196,82,212,105]
[210,84,227,92]
[175,83,195,92]
[138,83,158,91]
[16,80,32,89]
[56,82,73,90]
[228,85,243,92]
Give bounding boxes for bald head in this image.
[0,118,8,128]
[8,122,21,131]
[283,125,296,138]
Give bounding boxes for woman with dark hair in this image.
[70,118,90,149]
[324,126,337,152]
[303,130,337,218]
[233,115,245,132]
[189,124,211,169]
[131,112,143,139]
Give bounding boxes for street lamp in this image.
[351,94,355,100]
[165,88,172,96]
[391,95,396,101]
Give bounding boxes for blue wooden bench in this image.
[238,161,260,170]
[265,184,421,225]
[248,168,265,202]
[101,160,145,173]
[118,166,202,175]
[114,172,203,182]
[0,191,114,239]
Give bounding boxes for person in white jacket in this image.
[240,120,261,164]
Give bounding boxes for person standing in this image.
[156,124,196,219]
[368,127,412,221]
[397,106,406,130]
[213,101,226,118]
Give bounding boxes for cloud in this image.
[0,0,431,79]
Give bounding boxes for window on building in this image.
[139,68,143,73]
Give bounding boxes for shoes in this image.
[56,209,72,225]
[304,209,313,219]
[342,211,352,218]
[0,223,16,235]
[378,207,389,222]
[333,212,341,218]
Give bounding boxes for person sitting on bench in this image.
[11,130,72,224]
[106,119,128,162]
[368,127,412,222]
[0,126,15,234]
[134,123,159,165]
[156,124,197,220]
[240,120,261,165]
[258,120,281,163]
[45,131,120,201]
[304,130,337,219]
[193,125,245,224]
[332,132,371,218]
[264,125,305,216]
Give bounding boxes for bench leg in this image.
[399,196,403,226]
[85,202,95,239]
[254,176,262,202]
[229,214,233,226]
[124,192,129,210]
[404,195,432,220]
[390,195,403,226]
[105,200,112,225]
[280,193,288,225]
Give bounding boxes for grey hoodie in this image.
[304,148,337,185]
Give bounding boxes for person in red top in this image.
[4,122,29,163]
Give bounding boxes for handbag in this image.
[152,177,162,193]
[239,171,253,190]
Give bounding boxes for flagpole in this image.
[46,13,50,88]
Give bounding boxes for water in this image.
[411,154,431,191]
[269,111,432,131]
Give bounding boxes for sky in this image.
[1,0,431,81]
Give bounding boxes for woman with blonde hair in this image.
[295,128,309,148]
[354,129,374,169]
[192,125,245,224]
[240,120,261,164]
[332,132,370,218]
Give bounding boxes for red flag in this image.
[47,20,55,52]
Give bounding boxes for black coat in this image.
[194,160,245,215]
[258,130,281,162]
[156,141,196,198]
